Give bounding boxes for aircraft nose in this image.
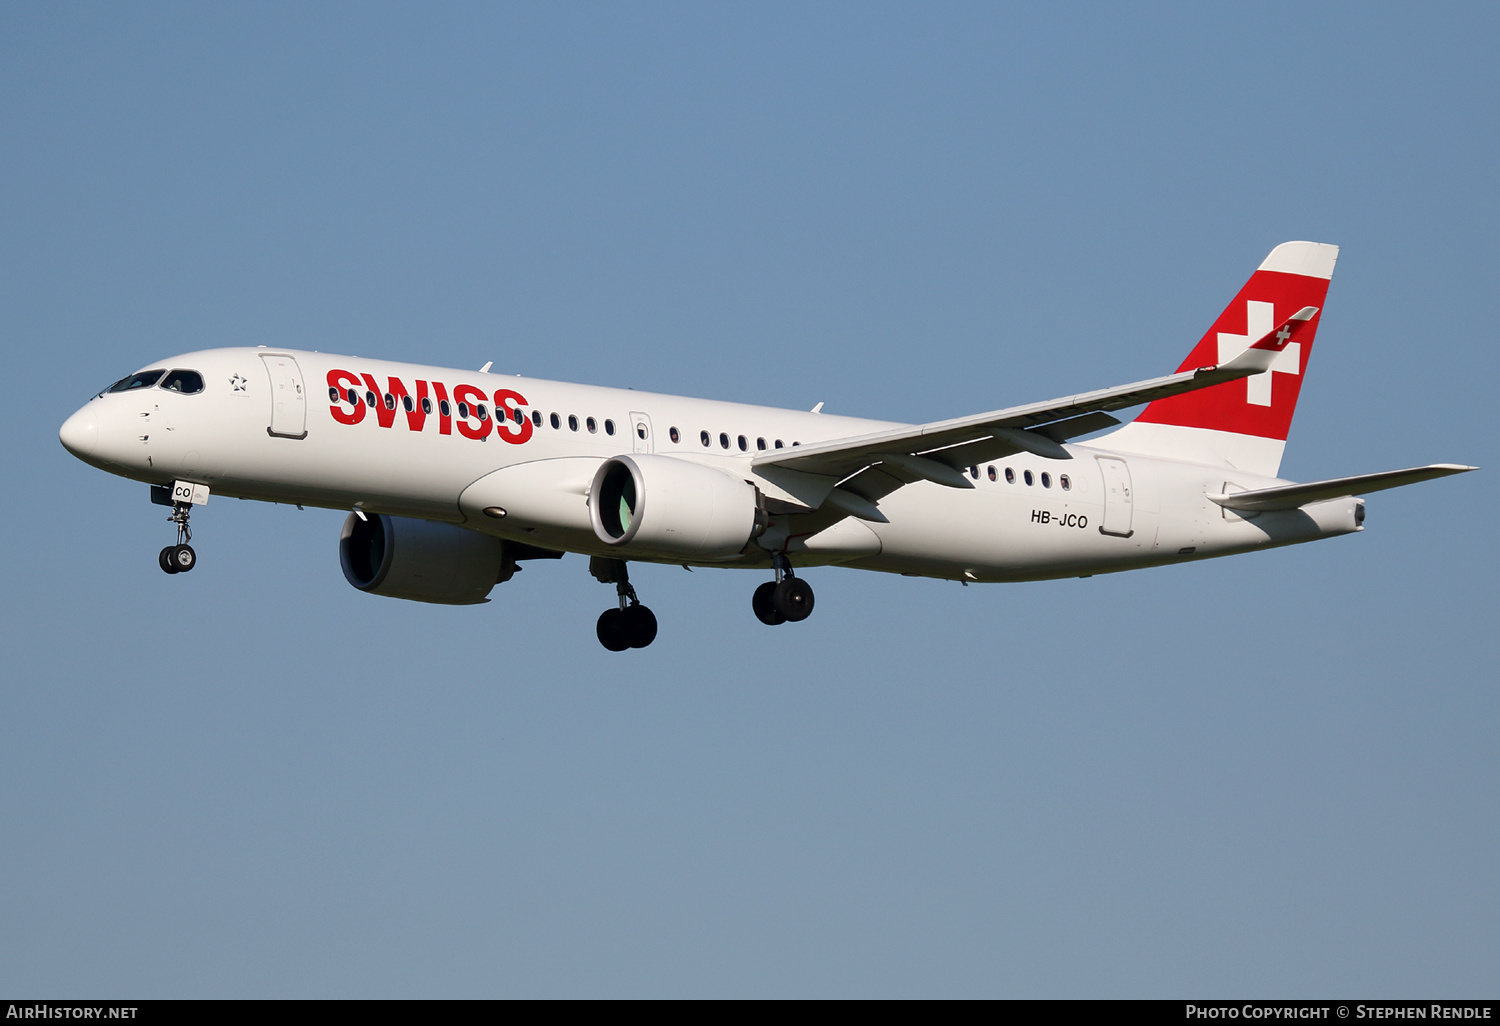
[59,405,109,464]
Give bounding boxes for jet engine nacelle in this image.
[589,454,763,560]
[339,512,513,605]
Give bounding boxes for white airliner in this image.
[60,242,1473,650]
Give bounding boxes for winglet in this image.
[1219,307,1319,376]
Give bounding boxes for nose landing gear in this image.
[590,557,658,651]
[753,553,814,626]
[156,491,197,574]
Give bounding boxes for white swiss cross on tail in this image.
[1106,242,1338,477]
[1217,300,1300,406]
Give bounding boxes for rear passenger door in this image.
[1097,456,1133,537]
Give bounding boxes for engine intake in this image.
[340,512,514,604]
[589,454,762,560]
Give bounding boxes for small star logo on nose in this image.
[229,374,247,392]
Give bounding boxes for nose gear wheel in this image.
[159,544,196,574]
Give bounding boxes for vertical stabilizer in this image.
[1098,241,1338,477]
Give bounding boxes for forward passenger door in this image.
[261,353,307,439]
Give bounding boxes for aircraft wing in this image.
[753,307,1323,486]
[1207,464,1476,512]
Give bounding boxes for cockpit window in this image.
[159,369,204,394]
[106,370,166,393]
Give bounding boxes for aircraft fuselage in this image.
[60,346,1361,585]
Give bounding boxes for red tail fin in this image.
[1100,241,1338,477]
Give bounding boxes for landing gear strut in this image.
[590,557,658,651]
[159,500,197,574]
[753,553,814,625]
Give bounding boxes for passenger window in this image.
[568,414,578,431]
[719,432,730,449]
[1041,472,1051,488]
[1060,474,1071,491]
[738,435,747,451]
[107,370,166,393]
[1005,467,1015,484]
[669,426,680,443]
[987,466,997,482]
[550,413,560,429]
[701,430,711,447]
[422,397,433,414]
[604,419,615,435]
[347,389,359,405]
[403,395,414,412]
[637,423,648,440]
[588,417,598,433]
[532,410,543,427]
[1024,470,1034,486]
[513,408,524,424]
[440,399,451,417]
[384,393,396,410]
[458,401,470,418]
[329,386,339,402]
[757,437,766,451]
[366,391,377,407]
[970,465,979,479]
[477,404,489,421]
[775,440,784,449]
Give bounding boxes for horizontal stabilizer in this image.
[1208,464,1476,511]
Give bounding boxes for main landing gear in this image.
[752,553,814,626]
[158,499,197,574]
[590,557,658,652]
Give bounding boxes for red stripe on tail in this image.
[1134,255,1334,443]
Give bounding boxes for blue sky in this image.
[2,2,1496,997]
